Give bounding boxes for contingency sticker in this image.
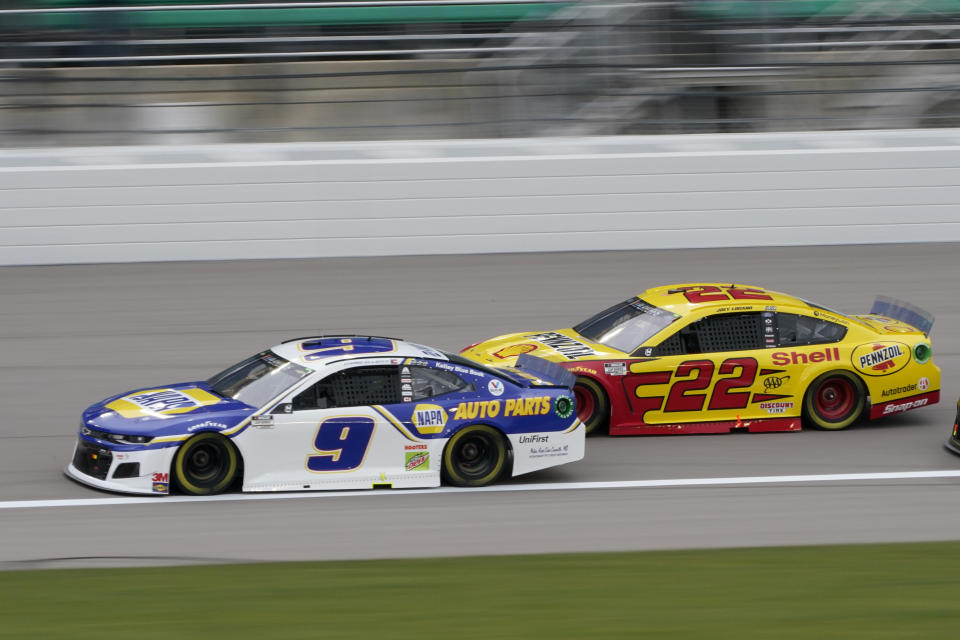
[405,450,429,472]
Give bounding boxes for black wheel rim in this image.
[452,432,498,480]
[184,440,230,487]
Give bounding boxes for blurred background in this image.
[4,0,960,147]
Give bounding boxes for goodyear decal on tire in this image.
[412,404,447,434]
[851,341,911,376]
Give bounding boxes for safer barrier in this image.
[2,129,960,265]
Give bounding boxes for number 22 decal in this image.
[307,416,375,472]
[660,357,758,412]
[672,286,773,304]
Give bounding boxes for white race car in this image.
[66,336,584,495]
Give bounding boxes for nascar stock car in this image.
[66,337,583,496]
[461,284,939,436]
[946,398,960,456]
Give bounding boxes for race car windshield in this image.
[573,297,679,353]
[207,351,311,408]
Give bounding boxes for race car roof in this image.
[271,336,448,367]
[638,283,813,315]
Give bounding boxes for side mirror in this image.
[271,402,293,415]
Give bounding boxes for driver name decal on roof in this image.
[524,332,595,359]
[106,388,221,419]
[299,337,396,361]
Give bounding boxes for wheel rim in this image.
[574,385,596,424]
[184,440,229,486]
[452,432,498,479]
[814,377,856,421]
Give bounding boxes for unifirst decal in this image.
[453,397,551,420]
[412,404,447,434]
[106,388,221,419]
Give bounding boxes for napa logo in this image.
[106,388,221,419]
[412,404,447,434]
[851,341,911,377]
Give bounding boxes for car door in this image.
[239,362,433,491]
[627,310,784,428]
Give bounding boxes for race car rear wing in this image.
[870,295,935,335]
[514,354,577,389]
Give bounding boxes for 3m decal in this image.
[524,332,596,360]
[493,344,538,359]
[151,472,170,494]
[412,404,447,434]
[307,416,375,473]
[851,342,911,377]
[668,285,773,304]
[106,387,221,419]
[404,451,429,472]
[771,348,841,366]
[300,337,395,362]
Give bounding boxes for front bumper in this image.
[65,437,177,496]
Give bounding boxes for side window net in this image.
[294,366,400,410]
[653,332,685,356]
[696,313,764,352]
[659,313,765,355]
[332,367,399,407]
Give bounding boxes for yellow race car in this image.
[461,284,940,436]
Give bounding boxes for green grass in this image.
[2,542,960,639]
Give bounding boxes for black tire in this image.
[172,432,239,495]
[803,371,866,430]
[442,425,508,487]
[574,377,610,436]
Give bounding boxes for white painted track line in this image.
[4,469,960,510]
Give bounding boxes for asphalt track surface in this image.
[2,244,960,569]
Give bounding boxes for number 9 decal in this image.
[307,416,375,472]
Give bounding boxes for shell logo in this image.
[412,404,447,434]
[851,342,911,377]
[493,344,538,359]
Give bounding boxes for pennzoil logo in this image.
[851,342,911,377]
[106,388,221,419]
[412,404,447,434]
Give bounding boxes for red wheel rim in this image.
[814,378,855,420]
[574,385,595,424]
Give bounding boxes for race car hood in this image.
[462,328,626,365]
[81,381,256,438]
[850,315,927,336]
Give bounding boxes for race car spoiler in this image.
[870,295,935,335]
[514,354,577,389]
